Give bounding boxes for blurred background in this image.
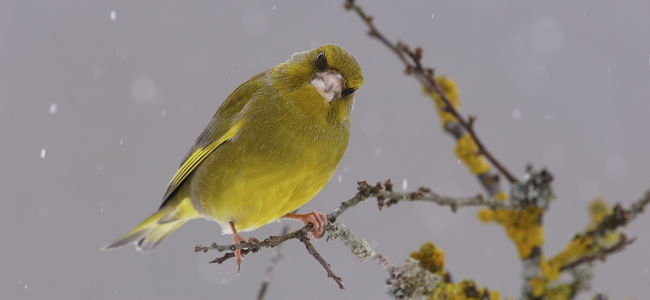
[2,0,649,299]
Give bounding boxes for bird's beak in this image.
[311,70,343,102]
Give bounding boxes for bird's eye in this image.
[314,52,327,71]
[341,88,355,97]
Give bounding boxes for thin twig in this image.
[297,231,345,289]
[560,233,636,272]
[343,0,518,184]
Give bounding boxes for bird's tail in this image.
[103,199,196,253]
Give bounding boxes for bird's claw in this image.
[284,211,328,240]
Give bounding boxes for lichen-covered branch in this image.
[343,0,518,188]
[559,233,635,272]
[338,1,650,299]
[586,191,650,238]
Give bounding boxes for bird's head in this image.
[271,44,363,108]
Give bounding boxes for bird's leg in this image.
[282,211,328,240]
[229,221,243,274]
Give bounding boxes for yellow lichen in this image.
[425,75,460,126]
[589,197,610,225]
[478,207,544,259]
[495,191,509,201]
[538,198,616,286]
[588,198,619,247]
[541,236,593,281]
[530,198,618,297]
[411,242,445,275]
[455,133,491,175]
[529,277,574,299]
[544,283,573,300]
[424,75,490,176]
[429,279,502,300]
[529,278,547,298]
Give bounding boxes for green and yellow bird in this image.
[104,44,363,271]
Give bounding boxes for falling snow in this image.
[49,103,57,115]
[402,179,408,191]
[161,110,167,117]
[40,148,46,159]
[110,10,116,21]
[337,175,342,183]
[511,108,522,120]
[119,139,124,146]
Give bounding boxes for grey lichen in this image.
[387,258,440,300]
[326,222,375,262]
[326,222,441,299]
[511,169,554,209]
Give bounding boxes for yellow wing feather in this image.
[161,123,241,204]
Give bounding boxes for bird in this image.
[104,44,363,272]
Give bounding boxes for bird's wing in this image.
[158,71,268,208]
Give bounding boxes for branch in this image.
[560,233,635,272]
[195,180,494,288]
[297,231,344,289]
[586,191,650,238]
[343,0,517,185]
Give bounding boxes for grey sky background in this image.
[2,0,650,299]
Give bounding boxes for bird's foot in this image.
[283,211,328,240]
[229,221,244,274]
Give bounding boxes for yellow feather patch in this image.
[167,123,241,196]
